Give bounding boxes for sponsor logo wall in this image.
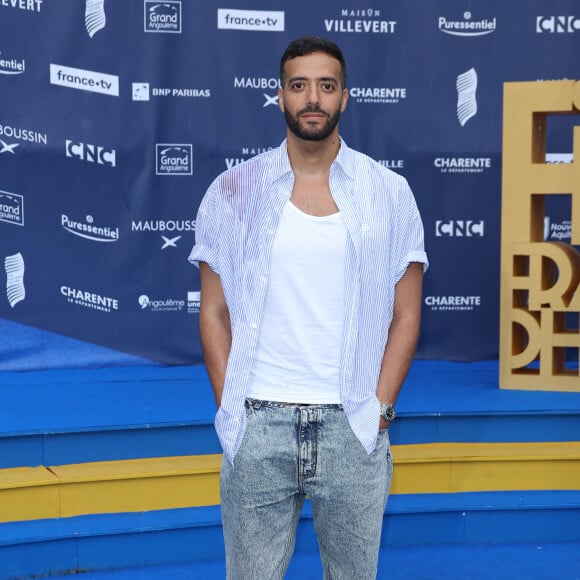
[0,0,578,369]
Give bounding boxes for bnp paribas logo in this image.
[85,0,106,38]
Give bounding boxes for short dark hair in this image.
[279,36,347,89]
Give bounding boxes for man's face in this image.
[279,51,348,142]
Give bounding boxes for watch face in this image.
[381,404,395,421]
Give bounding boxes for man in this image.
[189,36,428,579]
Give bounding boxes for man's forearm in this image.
[200,311,231,408]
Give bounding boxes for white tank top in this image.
[248,199,347,403]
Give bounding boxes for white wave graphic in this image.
[4,252,25,308]
[456,68,478,127]
[85,0,106,38]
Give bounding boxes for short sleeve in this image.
[188,182,220,274]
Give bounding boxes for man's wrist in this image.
[379,402,396,423]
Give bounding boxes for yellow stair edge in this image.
[1,444,579,523]
[392,441,580,463]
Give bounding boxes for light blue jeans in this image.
[220,399,393,579]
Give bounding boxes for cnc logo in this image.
[434,157,491,174]
[438,12,496,36]
[61,285,119,313]
[4,252,25,308]
[85,0,106,37]
[324,8,396,34]
[50,64,119,97]
[0,51,25,75]
[0,190,24,226]
[536,16,580,33]
[62,214,119,243]
[234,76,280,108]
[425,295,481,312]
[187,291,200,314]
[144,1,182,33]
[217,9,284,31]
[435,220,484,237]
[66,140,116,167]
[138,294,185,312]
[349,86,406,104]
[456,68,478,126]
[225,146,273,169]
[155,144,193,175]
[131,82,210,100]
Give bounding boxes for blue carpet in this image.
[45,542,580,579]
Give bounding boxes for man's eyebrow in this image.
[287,76,339,84]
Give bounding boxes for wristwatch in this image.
[379,403,396,423]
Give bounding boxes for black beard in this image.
[284,106,341,141]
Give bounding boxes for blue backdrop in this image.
[0,0,578,370]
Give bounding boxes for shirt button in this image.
[259,276,267,284]
[250,322,258,329]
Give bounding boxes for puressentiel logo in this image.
[62,214,119,243]
[0,190,24,226]
[144,1,182,33]
[50,64,119,97]
[217,9,284,32]
[438,12,496,36]
[155,144,192,175]
[0,51,25,75]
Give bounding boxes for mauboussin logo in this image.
[138,294,185,312]
[155,144,192,175]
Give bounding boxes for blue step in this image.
[1,491,579,579]
[1,361,579,468]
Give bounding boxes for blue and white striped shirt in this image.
[189,138,428,464]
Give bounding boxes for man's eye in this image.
[292,83,304,90]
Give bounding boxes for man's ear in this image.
[340,88,349,113]
[278,87,284,112]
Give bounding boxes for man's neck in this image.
[286,131,341,178]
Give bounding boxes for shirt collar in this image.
[272,136,356,183]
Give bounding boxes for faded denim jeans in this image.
[220,399,393,579]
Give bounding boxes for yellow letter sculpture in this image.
[500,80,580,391]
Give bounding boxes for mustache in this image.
[297,105,329,117]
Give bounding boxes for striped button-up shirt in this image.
[189,138,428,464]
